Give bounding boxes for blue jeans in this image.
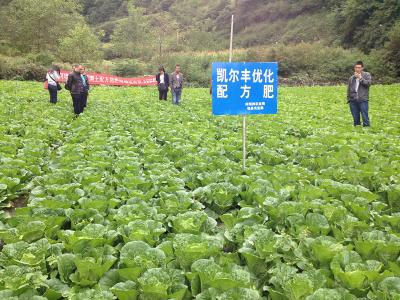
[48,84,58,103]
[172,89,182,105]
[349,101,370,127]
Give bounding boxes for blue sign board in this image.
[212,62,278,115]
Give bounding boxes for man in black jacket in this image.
[347,61,372,127]
[156,66,169,100]
[65,64,85,115]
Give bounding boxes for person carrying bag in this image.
[156,66,169,101]
[44,66,62,103]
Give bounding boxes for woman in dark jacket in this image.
[155,66,169,101]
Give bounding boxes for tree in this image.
[148,12,179,63]
[110,4,151,59]
[81,0,128,25]
[1,0,81,53]
[335,0,400,52]
[385,21,400,76]
[58,25,103,63]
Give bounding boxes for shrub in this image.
[0,55,47,81]
[112,59,151,77]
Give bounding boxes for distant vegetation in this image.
[0,0,399,85]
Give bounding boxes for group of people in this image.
[46,61,371,126]
[156,64,184,105]
[45,64,90,115]
[46,63,184,115]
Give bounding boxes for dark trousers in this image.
[159,89,168,100]
[349,101,370,127]
[82,92,88,107]
[48,84,58,103]
[71,93,84,115]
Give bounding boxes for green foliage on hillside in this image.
[0,0,399,84]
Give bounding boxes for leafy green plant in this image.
[173,233,224,269]
[0,82,399,299]
[118,220,166,245]
[189,258,256,296]
[137,268,188,300]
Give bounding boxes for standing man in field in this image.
[170,64,183,105]
[65,64,86,116]
[347,61,372,127]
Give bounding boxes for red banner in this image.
[59,70,157,86]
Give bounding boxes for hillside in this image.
[0,0,399,84]
[81,0,399,51]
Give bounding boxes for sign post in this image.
[229,15,234,63]
[243,114,246,170]
[214,15,278,171]
[211,62,279,168]
[229,15,248,171]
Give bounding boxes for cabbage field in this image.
[0,80,399,300]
